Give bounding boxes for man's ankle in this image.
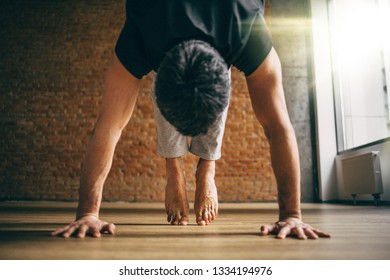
[196,158,215,178]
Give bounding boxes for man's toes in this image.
[209,210,215,222]
[167,211,174,223]
[173,212,183,225]
[179,216,189,226]
[205,209,217,224]
[170,214,177,225]
[202,210,211,225]
[168,210,187,225]
[196,216,206,226]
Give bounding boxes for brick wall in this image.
[0,0,283,202]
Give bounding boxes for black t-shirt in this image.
[115,0,273,79]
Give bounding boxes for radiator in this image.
[340,151,383,205]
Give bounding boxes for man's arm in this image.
[52,54,141,238]
[246,48,330,239]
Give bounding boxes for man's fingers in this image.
[77,224,88,238]
[102,222,116,235]
[260,224,276,235]
[261,219,330,240]
[277,225,291,239]
[303,228,319,239]
[292,227,307,240]
[63,224,78,238]
[51,225,70,236]
[312,229,331,238]
[91,227,101,238]
[53,217,116,238]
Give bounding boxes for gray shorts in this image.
[151,77,230,161]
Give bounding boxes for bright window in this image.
[328,0,390,151]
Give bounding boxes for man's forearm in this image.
[268,125,302,221]
[76,129,121,219]
[76,177,103,219]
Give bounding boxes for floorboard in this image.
[0,202,389,260]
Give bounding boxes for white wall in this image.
[311,0,338,201]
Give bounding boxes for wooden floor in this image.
[0,201,389,260]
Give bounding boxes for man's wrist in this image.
[76,212,99,220]
[279,211,302,221]
[76,199,101,220]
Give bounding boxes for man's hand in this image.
[260,217,331,240]
[51,215,115,238]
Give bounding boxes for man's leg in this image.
[194,159,218,226]
[151,89,189,225]
[164,157,189,225]
[190,101,229,226]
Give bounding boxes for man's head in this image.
[154,40,230,137]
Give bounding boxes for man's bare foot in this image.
[165,158,189,225]
[194,159,218,226]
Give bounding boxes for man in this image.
[52,0,330,239]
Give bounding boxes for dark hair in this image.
[154,40,230,137]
